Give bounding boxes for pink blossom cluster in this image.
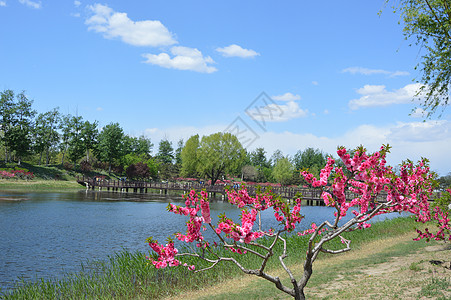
[414,206,450,241]
[301,145,449,241]
[0,169,34,179]
[301,157,335,188]
[167,190,210,243]
[146,239,180,269]
[215,209,264,243]
[298,223,326,236]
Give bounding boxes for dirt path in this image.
[165,232,451,300]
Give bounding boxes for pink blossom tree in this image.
[146,145,450,300]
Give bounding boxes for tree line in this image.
[0,89,335,185]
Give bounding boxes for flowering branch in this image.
[145,145,447,300]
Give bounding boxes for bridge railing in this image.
[76,176,439,202]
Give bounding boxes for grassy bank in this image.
[0,179,82,192]
[1,216,437,300]
[0,162,111,192]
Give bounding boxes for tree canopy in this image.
[272,157,294,185]
[0,90,36,164]
[390,0,451,117]
[95,122,124,173]
[181,134,199,178]
[194,132,246,185]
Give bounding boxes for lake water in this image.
[0,190,403,292]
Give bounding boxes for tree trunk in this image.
[61,147,67,166]
[46,148,50,165]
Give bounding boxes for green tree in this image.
[157,139,174,164]
[174,139,184,166]
[67,115,85,166]
[250,147,270,169]
[95,122,124,173]
[250,147,271,182]
[293,148,328,178]
[270,149,284,166]
[181,134,200,178]
[0,90,15,162]
[156,139,176,180]
[272,157,294,186]
[58,114,72,165]
[0,90,36,164]
[81,120,99,163]
[241,165,258,181]
[123,135,153,158]
[33,108,60,165]
[389,0,451,117]
[197,132,246,185]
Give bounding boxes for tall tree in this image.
[33,108,60,165]
[293,148,327,170]
[0,90,15,162]
[270,149,284,166]
[157,139,174,164]
[250,147,270,169]
[81,120,99,163]
[95,122,124,173]
[389,0,451,117]
[0,90,36,164]
[272,157,294,186]
[67,115,85,165]
[197,132,246,185]
[181,134,200,178]
[250,147,272,182]
[134,135,153,158]
[58,114,72,165]
[174,139,184,166]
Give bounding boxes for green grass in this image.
[0,216,425,300]
[0,161,117,192]
[419,277,450,299]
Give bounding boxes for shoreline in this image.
[0,179,82,192]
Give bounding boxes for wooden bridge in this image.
[77,176,328,205]
[77,177,429,206]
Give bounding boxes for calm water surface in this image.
[0,190,401,291]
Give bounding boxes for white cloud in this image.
[272,92,301,101]
[19,0,41,9]
[389,120,450,142]
[142,46,217,73]
[85,3,176,47]
[74,1,81,7]
[390,70,410,77]
[342,66,409,78]
[247,101,308,122]
[348,83,423,110]
[216,44,259,58]
[312,81,319,86]
[0,1,6,7]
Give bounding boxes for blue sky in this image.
[1,0,450,175]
